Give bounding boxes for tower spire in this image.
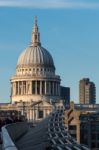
[34,16,37,26]
[31,16,41,47]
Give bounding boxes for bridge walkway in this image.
[2,109,90,150]
[16,117,50,150]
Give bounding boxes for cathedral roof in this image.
[17,46,55,68]
[16,17,55,69]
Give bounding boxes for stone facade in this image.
[64,102,99,149]
[9,17,63,121]
[79,78,96,104]
[11,77,60,102]
[10,17,61,104]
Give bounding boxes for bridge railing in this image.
[2,122,28,150]
[1,109,90,150]
[48,109,90,150]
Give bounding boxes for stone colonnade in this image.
[26,107,51,121]
[12,80,60,96]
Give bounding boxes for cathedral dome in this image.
[17,46,55,68]
[11,17,61,105]
[16,17,55,69]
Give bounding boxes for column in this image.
[29,109,31,121]
[33,106,36,121]
[15,82,16,95]
[10,82,13,96]
[45,81,47,95]
[28,109,31,121]
[77,123,80,144]
[46,81,48,95]
[52,82,54,96]
[16,81,18,95]
[23,81,24,95]
[30,109,33,122]
[32,107,34,122]
[21,81,23,95]
[11,82,12,96]
[30,81,32,94]
[40,81,42,95]
[49,81,51,95]
[35,107,37,120]
[55,82,57,96]
[26,109,29,121]
[58,84,60,96]
[23,82,24,95]
[18,81,19,95]
[57,83,58,96]
[31,109,33,122]
[26,81,28,95]
[43,109,46,118]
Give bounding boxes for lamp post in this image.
[50,99,56,111]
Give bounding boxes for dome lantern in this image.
[31,16,41,47]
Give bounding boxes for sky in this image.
[0,0,99,103]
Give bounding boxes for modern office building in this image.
[64,102,99,149]
[79,78,96,104]
[60,86,70,105]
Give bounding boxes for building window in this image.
[37,68,39,71]
[38,110,43,118]
[35,35,37,40]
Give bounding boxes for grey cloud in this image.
[0,0,99,9]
